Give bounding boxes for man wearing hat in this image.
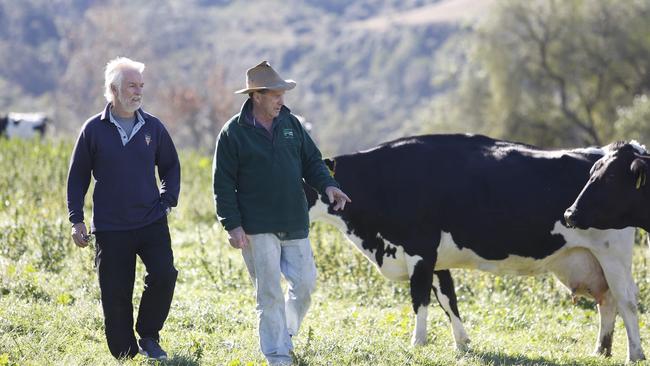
[212,61,350,365]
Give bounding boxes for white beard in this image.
[117,91,142,113]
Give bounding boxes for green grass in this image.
[0,138,649,365]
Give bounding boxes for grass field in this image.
[1,138,649,366]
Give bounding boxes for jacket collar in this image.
[236,98,291,126]
[100,103,148,124]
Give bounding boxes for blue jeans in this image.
[242,234,317,365]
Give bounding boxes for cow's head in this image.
[565,142,650,231]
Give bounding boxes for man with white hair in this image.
[213,61,350,365]
[66,57,181,360]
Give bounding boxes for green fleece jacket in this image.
[213,99,338,236]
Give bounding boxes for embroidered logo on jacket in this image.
[283,129,294,139]
[145,133,152,146]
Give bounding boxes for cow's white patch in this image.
[579,146,606,155]
[434,222,633,278]
[432,272,470,351]
[411,302,428,346]
[595,291,617,356]
[550,222,635,263]
[309,199,410,281]
[435,229,567,275]
[552,224,645,361]
[627,140,646,154]
[435,223,634,305]
[493,145,605,160]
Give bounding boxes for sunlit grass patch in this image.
[0,138,649,365]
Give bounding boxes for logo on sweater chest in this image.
[145,133,152,146]
[283,129,294,139]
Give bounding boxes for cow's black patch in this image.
[598,332,613,357]
[383,244,397,259]
[0,116,7,137]
[410,259,433,312]
[318,134,601,262]
[324,158,336,175]
[434,270,461,319]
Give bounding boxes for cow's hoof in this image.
[455,337,471,352]
[411,336,427,347]
[627,353,646,363]
[594,345,612,358]
[594,333,613,357]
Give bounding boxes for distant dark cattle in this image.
[565,141,650,232]
[306,134,645,362]
[0,113,48,139]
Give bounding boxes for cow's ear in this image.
[631,158,647,189]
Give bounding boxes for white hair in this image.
[103,57,145,103]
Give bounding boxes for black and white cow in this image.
[0,112,48,139]
[565,141,650,232]
[306,134,646,362]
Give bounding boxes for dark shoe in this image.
[138,337,168,360]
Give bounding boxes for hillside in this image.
[350,0,495,30]
[0,0,494,154]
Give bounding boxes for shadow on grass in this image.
[293,352,311,366]
[466,349,593,366]
[147,354,199,366]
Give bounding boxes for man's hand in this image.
[227,226,249,249]
[325,186,351,211]
[71,222,90,248]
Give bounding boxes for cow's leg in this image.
[594,256,645,362]
[595,290,617,357]
[406,253,469,350]
[406,254,432,346]
[432,270,470,351]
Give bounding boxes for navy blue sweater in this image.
[67,104,181,232]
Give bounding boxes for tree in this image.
[420,0,650,148]
[614,94,650,145]
[156,65,235,153]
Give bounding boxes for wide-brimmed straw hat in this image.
[234,61,296,94]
